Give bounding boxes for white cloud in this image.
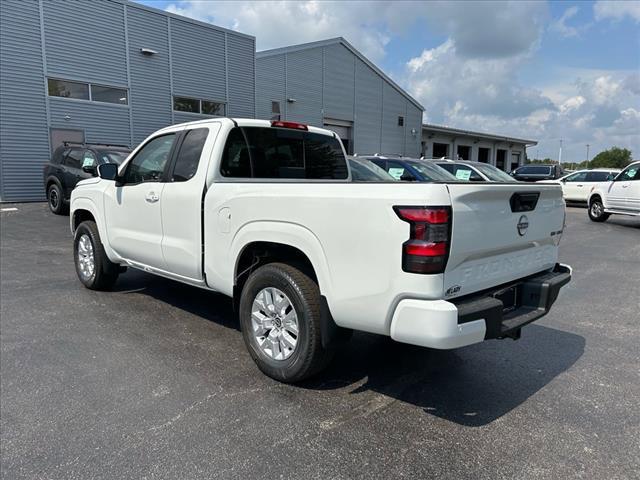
[550,6,582,37]
[164,0,393,60]
[594,0,640,23]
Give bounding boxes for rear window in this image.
[220,127,347,180]
[473,163,515,182]
[517,166,552,174]
[407,161,457,181]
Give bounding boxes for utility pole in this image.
[586,144,590,167]
[558,139,563,165]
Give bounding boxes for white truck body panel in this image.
[71,118,571,350]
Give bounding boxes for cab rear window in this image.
[220,127,347,180]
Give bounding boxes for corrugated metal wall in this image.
[323,44,355,122]
[127,5,172,145]
[0,0,50,202]
[255,42,423,157]
[255,55,285,120]
[170,19,226,101]
[43,0,127,86]
[354,58,383,155]
[286,49,323,125]
[0,0,256,202]
[227,34,256,118]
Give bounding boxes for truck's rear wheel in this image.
[239,263,333,383]
[73,220,119,290]
[588,197,609,222]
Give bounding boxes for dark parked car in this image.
[347,157,397,181]
[362,156,456,182]
[433,159,516,182]
[511,164,565,182]
[43,143,130,214]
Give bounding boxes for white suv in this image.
[588,161,640,222]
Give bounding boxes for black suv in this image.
[43,143,130,214]
[511,164,565,182]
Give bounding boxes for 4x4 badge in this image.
[517,215,529,236]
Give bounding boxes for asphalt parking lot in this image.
[1,204,639,479]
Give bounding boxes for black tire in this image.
[47,183,67,215]
[239,263,333,383]
[588,197,609,222]
[73,220,119,290]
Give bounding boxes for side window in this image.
[585,171,609,182]
[171,128,209,182]
[220,127,251,178]
[386,160,407,180]
[82,150,97,168]
[452,165,481,181]
[619,166,638,181]
[63,149,83,169]
[565,171,588,182]
[122,134,176,185]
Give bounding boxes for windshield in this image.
[348,158,396,181]
[97,150,129,165]
[473,163,515,182]
[516,165,552,175]
[407,160,457,182]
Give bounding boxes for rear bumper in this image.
[390,263,572,349]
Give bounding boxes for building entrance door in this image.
[323,119,353,154]
[50,128,85,153]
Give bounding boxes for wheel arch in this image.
[229,222,331,305]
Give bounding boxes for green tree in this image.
[590,147,633,169]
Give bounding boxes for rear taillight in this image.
[394,206,451,274]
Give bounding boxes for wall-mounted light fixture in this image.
[411,128,418,136]
[286,98,297,103]
[140,48,158,56]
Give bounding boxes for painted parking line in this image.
[1,208,18,212]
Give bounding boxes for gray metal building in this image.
[421,124,537,172]
[0,0,255,202]
[256,38,424,157]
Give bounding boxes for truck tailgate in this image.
[444,183,565,298]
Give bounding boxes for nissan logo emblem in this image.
[517,215,529,236]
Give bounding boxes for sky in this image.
[140,0,640,161]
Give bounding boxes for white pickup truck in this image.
[70,118,571,382]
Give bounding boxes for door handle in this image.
[145,191,160,203]
[576,184,583,187]
[622,184,630,188]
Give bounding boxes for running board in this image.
[604,209,640,216]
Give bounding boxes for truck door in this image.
[607,164,638,210]
[103,132,178,270]
[161,125,219,279]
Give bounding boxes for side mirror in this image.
[82,165,97,176]
[97,163,119,181]
[400,172,416,182]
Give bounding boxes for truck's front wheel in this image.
[239,263,333,383]
[73,220,119,290]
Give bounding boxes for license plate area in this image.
[492,285,520,314]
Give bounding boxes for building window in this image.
[202,100,224,115]
[173,96,225,116]
[432,142,449,158]
[48,79,89,100]
[397,116,404,126]
[478,147,490,163]
[174,97,200,113]
[271,101,281,121]
[457,145,471,160]
[47,78,128,104]
[91,85,127,105]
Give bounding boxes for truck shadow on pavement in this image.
[303,326,585,427]
[114,270,585,428]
